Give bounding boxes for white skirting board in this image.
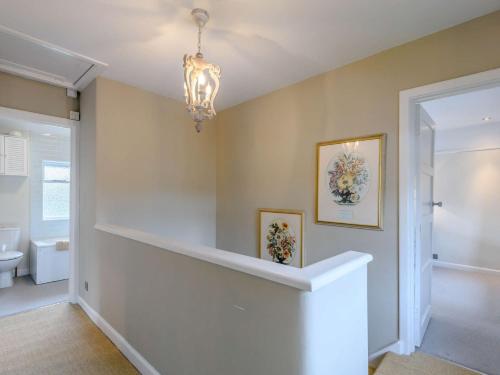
[77,297,160,375]
[433,260,500,275]
[368,341,403,366]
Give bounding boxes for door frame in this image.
[399,67,500,355]
[0,106,79,303]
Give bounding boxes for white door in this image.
[4,136,28,176]
[415,105,435,346]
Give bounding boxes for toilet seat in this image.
[0,251,23,261]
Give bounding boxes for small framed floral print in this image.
[258,209,304,268]
[316,134,385,229]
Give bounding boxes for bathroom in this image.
[0,114,71,317]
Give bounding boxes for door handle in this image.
[432,201,443,208]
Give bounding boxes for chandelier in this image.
[183,8,221,133]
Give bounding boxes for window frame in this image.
[42,160,71,221]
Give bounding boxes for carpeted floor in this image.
[0,303,138,374]
[419,267,500,375]
[375,352,480,375]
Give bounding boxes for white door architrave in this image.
[399,67,500,354]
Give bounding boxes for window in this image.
[43,160,70,221]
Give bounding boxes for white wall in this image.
[0,125,30,272]
[30,132,70,239]
[0,134,30,273]
[435,122,500,153]
[433,149,500,270]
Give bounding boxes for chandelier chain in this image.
[197,25,202,54]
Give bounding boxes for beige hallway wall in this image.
[215,11,500,352]
[95,78,216,246]
[0,72,79,119]
[79,77,217,297]
[78,80,97,297]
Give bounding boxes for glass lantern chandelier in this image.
[183,8,221,133]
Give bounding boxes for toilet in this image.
[0,226,23,288]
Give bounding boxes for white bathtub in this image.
[30,238,69,284]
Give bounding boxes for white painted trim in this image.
[0,106,78,128]
[95,223,373,292]
[368,341,403,364]
[434,260,500,275]
[436,145,500,155]
[73,64,106,91]
[0,25,107,90]
[0,106,79,304]
[419,304,432,344]
[78,297,160,375]
[399,67,500,355]
[0,58,74,89]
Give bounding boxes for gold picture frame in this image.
[258,209,304,268]
[315,134,385,230]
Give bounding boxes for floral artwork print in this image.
[266,219,297,265]
[326,152,370,205]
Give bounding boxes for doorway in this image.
[0,106,78,317]
[399,68,500,371]
[418,86,500,374]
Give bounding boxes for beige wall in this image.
[79,76,217,294]
[0,72,79,119]
[215,11,500,352]
[95,78,216,245]
[434,150,500,270]
[82,230,368,375]
[78,80,97,296]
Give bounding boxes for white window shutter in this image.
[4,136,28,176]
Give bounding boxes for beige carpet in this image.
[375,352,481,375]
[0,303,138,375]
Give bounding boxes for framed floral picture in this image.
[316,134,385,229]
[258,209,304,268]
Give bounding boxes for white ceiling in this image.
[422,85,500,130]
[0,0,499,109]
